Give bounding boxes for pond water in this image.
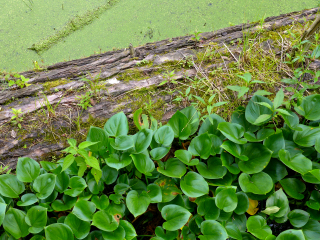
[1,0,319,72]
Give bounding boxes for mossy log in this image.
[0,7,320,169]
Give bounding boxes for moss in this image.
[42,78,70,91]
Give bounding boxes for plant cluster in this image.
[7,74,31,89]
[1,87,320,239]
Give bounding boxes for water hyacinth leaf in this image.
[17,193,38,206]
[218,122,247,144]
[161,205,191,231]
[246,215,272,239]
[279,178,306,200]
[263,158,288,183]
[302,219,320,240]
[154,125,175,146]
[180,172,209,198]
[3,208,29,239]
[33,173,56,199]
[197,197,220,220]
[91,195,109,210]
[147,183,162,203]
[239,172,273,195]
[86,126,109,152]
[126,190,151,217]
[278,149,312,175]
[188,133,212,159]
[264,131,285,158]
[266,189,289,218]
[133,128,153,153]
[101,226,126,240]
[64,176,87,197]
[155,177,182,202]
[175,149,199,166]
[215,187,238,212]
[221,140,248,161]
[288,210,310,228]
[220,151,240,174]
[245,95,273,126]
[199,220,228,240]
[198,114,225,137]
[104,112,129,137]
[293,125,320,147]
[244,128,275,142]
[110,135,134,151]
[276,229,305,240]
[234,192,249,215]
[106,152,132,170]
[238,143,272,174]
[72,199,96,221]
[101,165,118,184]
[294,94,320,120]
[92,210,119,232]
[131,151,155,176]
[150,147,170,160]
[55,171,70,193]
[16,157,40,182]
[196,157,227,179]
[0,174,25,198]
[45,223,74,240]
[280,109,302,131]
[64,213,90,239]
[181,106,200,135]
[120,220,137,240]
[157,158,186,178]
[167,110,191,140]
[51,195,77,211]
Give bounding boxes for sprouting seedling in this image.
[191,31,202,42]
[11,108,23,129]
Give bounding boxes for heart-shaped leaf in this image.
[215,187,238,212]
[167,110,191,140]
[147,183,162,203]
[92,210,119,232]
[198,197,220,220]
[199,220,228,240]
[245,95,273,125]
[276,229,305,240]
[294,94,320,120]
[264,131,285,158]
[104,112,129,137]
[120,220,137,240]
[279,149,312,175]
[55,171,70,193]
[64,176,87,197]
[155,177,182,202]
[293,125,320,147]
[266,189,289,218]
[101,165,118,184]
[45,223,74,240]
[162,205,191,231]
[150,147,170,160]
[126,190,151,217]
[3,208,29,239]
[17,193,38,207]
[25,206,47,233]
[239,172,273,194]
[175,150,199,166]
[106,152,132,170]
[288,210,310,228]
[131,151,155,175]
[65,213,90,239]
[280,178,306,200]
[234,192,249,215]
[33,173,56,199]
[51,195,77,211]
[218,122,247,144]
[196,157,227,179]
[157,158,186,178]
[16,157,40,182]
[154,125,175,146]
[247,215,272,239]
[86,126,109,152]
[188,133,212,159]
[180,172,209,198]
[72,199,96,221]
[0,174,25,198]
[111,135,134,151]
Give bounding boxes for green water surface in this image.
[0,0,319,72]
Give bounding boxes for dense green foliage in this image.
[1,90,320,240]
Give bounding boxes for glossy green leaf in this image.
[231,106,259,132]
[167,110,192,140]
[263,158,288,183]
[199,220,228,240]
[150,147,170,160]
[288,210,310,228]
[196,157,227,179]
[126,190,151,217]
[218,122,247,144]
[244,128,274,142]
[276,229,305,240]
[245,95,273,126]
[25,206,47,233]
[101,225,125,240]
[154,125,175,146]
[120,220,137,240]
[188,133,212,159]
[266,189,289,218]
[181,106,200,135]
[0,174,25,198]
[180,172,209,198]
[157,158,186,178]
[92,195,109,210]
[198,114,225,138]
[221,141,248,161]
[64,213,90,239]
[92,210,119,232]
[72,199,96,221]
[101,165,118,184]
[16,157,40,182]
[234,192,249,215]
[293,125,320,147]
[33,173,56,199]
[162,204,191,231]
[175,149,199,166]
[225,222,242,240]
[45,223,74,240]
[133,128,153,153]
[278,149,312,175]
[302,219,320,240]
[106,152,132,170]
[0,203,6,227]
[264,131,285,158]
[3,208,29,239]
[306,190,320,210]
[155,177,182,202]
[239,172,273,194]
[280,178,306,200]
[220,151,240,174]
[280,109,302,131]
[104,112,129,137]
[86,126,109,152]
[131,151,155,175]
[147,183,162,203]
[215,187,238,212]
[110,135,134,151]
[51,195,77,211]
[197,197,220,220]
[294,94,320,120]
[247,215,272,239]
[64,176,87,197]
[55,171,70,193]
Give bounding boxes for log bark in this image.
[1,7,320,169]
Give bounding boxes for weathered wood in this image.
[1,7,320,169]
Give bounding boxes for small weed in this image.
[8,74,31,89]
[11,108,23,128]
[136,59,150,67]
[190,30,202,42]
[0,163,11,175]
[76,91,93,110]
